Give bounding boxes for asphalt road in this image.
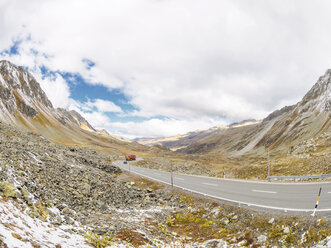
[114,161,331,214]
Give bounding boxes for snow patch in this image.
[27,152,43,164]
[0,198,92,248]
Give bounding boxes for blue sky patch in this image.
[0,38,165,127]
[0,39,22,56]
[82,58,95,70]
[39,65,139,116]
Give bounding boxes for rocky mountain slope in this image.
[0,60,149,155]
[0,60,86,130]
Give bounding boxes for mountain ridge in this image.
[0,60,150,155]
[0,60,93,131]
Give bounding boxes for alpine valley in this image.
[0,60,331,247]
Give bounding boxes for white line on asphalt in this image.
[174,177,184,181]
[203,183,218,187]
[116,162,331,185]
[121,167,331,212]
[172,171,331,185]
[252,189,277,194]
[328,192,331,194]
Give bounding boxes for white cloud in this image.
[68,100,112,128]
[1,0,331,137]
[0,35,72,109]
[87,99,123,113]
[36,73,71,109]
[80,111,111,129]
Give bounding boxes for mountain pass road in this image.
[113,161,331,214]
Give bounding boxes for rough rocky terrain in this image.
[0,120,173,238]
[1,120,331,247]
[133,157,215,177]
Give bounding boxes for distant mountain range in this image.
[135,119,260,151]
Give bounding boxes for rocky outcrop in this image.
[56,108,95,131]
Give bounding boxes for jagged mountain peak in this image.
[56,108,96,132]
[300,69,331,113]
[0,60,97,137]
[0,60,53,111]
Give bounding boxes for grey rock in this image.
[257,234,267,243]
[283,226,290,234]
[268,217,275,224]
[221,217,230,225]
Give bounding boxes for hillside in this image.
[0,60,151,155]
[136,120,260,151]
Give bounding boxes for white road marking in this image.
[172,171,331,185]
[174,177,184,181]
[252,189,277,194]
[203,183,218,187]
[327,192,331,194]
[116,162,331,212]
[128,169,331,212]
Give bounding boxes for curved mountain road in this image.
[114,161,331,215]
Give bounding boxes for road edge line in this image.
[118,164,331,213]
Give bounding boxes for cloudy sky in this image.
[1,0,331,139]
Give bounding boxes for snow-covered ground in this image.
[0,198,191,248]
[1,196,330,248]
[0,197,229,248]
[0,198,92,248]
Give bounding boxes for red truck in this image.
[125,154,136,161]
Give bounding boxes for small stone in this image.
[283,226,290,234]
[268,218,275,224]
[257,234,267,243]
[64,216,74,225]
[146,188,153,193]
[94,227,108,235]
[221,217,229,225]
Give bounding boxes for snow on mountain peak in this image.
[0,60,53,111]
[300,69,331,113]
[0,61,96,133]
